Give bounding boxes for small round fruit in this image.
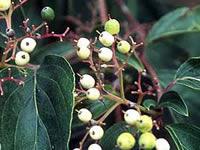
[117,132,135,150]
[98,47,113,62]
[117,40,131,54]
[156,138,170,150]
[6,28,15,38]
[104,19,120,35]
[136,115,153,132]
[77,38,90,48]
[86,88,100,101]
[88,144,102,150]
[80,74,95,89]
[73,148,80,150]
[139,132,156,150]
[78,108,92,123]
[89,125,104,140]
[0,0,11,11]
[15,51,30,66]
[99,31,114,47]
[41,6,55,21]
[20,37,37,53]
[124,109,140,126]
[77,47,90,60]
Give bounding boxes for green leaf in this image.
[166,123,200,150]
[100,122,136,150]
[116,51,144,72]
[174,57,200,90]
[142,99,157,110]
[0,55,75,150]
[146,6,200,44]
[159,91,188,116]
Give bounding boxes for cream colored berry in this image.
[124,109,140,126]
[0,0,11,11]
[117,40,131,54]
[89,125,104,140]
[98,47,113,62]
[77,38,90,48]
[20,38,37,53]
[15,51,30,66]
[78,108,92,123]
[117,132,135,150]
[80,74,95,89]
[99,31,114,47]
[86,88,100,100]
[73,148,80,150]
[156,138,170,150]
[77,47,90,60]
[88,144,102,150]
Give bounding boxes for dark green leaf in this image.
[166,123,200,150]
[159,91,188,116]
[0,55,75,150]
[142,99,157,110]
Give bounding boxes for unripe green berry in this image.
[104,19,120,35]
[86,88,100,100]
[20,38,37,53]
[88,144,102,150]
[89,125,104,140]
[15,51,30,66]
[139,132,156,149]
[136,115,153,133]
[0,0,11,11]
[77,38,90,48]
[77,108,92,123]
[156,138,170,150]
[99,31,114,47]
[117,40,131,54]
[98,47,113,62]
[77,47,90,60]
[124,109,140,126]
[80,74,95,89]
[41,6,55,21]
[117,132,135,150]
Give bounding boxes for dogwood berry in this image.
[77,108,92,123]
[117,40,131,54]
[136,115,153,132]
[0,0,11,11]
[98,47,113,62]
[77,38,90,48]
[20,38,37,53]
[77,47,90,60]
[139,132,156,150]
[99,31,114,47]
[117,132,135,150]
[156,138,170,150]
[89,125,104,140]
[41,6,55,21]
[73,148,80,150]
[15,51,30,66]
[80,74,95,89]
[124,109,140,126]
[6,28,15,38]
[86,88,100,100]
[104,19,120,35]
[88,144,102,150]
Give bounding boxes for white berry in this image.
[88,144,102,150]
[77,38,90,48]
[20,38,37,53]
[0,0,11,11]
[124,109,140,125]
[86,88,100,100]
[73,148,80,150]
[99,31,114,47]
[98,47,113,62]
[89,125,104,140]
[77,47,90,60]
[156,138,170,150]
[80,74,95,89]
[78,108,92,123]
[15,51,30,66]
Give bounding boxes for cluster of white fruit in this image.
[116,109,170,150]
[15,38,37,66]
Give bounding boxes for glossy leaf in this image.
[142,99,157,110]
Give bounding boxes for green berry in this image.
[117,40,131,54]
[139,132,156,149]
[0,0,11,11]
[41,6,55,21]
[104,19,120,35]
[99,31,114,47]
[117,132,135,150]
[136,115,153,133]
